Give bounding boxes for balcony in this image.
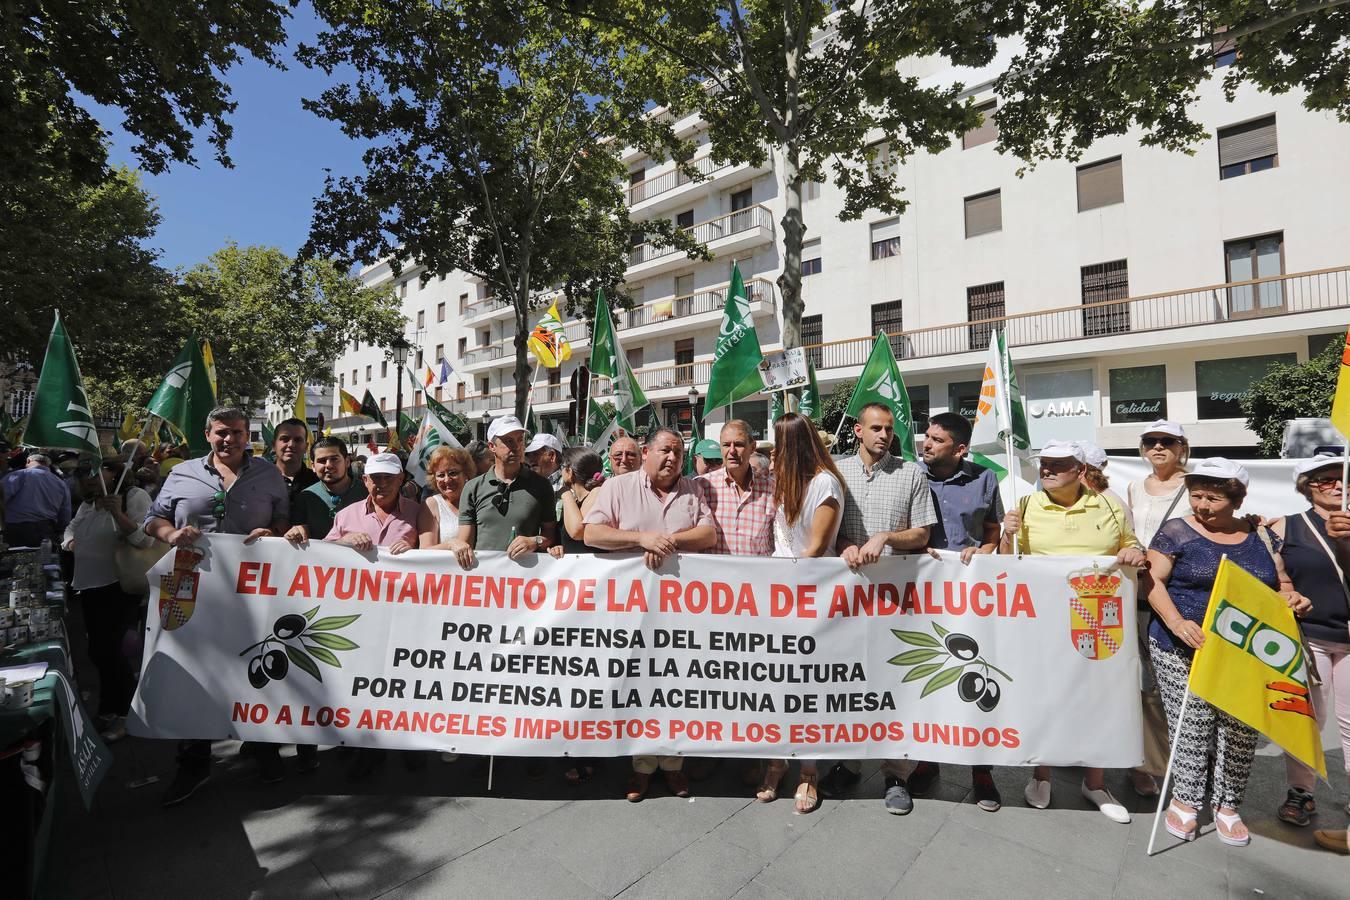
[627,204,775,280]
[461,295,513,324]
[797,266,1350,372]
[628,155,727,206]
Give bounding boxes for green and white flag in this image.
[587,289,648,431]
[145,335,217,456]
[844,333,917,461]
[22,312,100,454]
[423,393,466,446]
[769,389,785,425]
[800,359,822,420]
[408,408,462,486]
[704,264,765,415]
[969,329,1031,479]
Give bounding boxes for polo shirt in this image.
[584,469,713,536]
[458,467,558,551]
[281,464,320,499]
[326,494,420,547]
[837,452,937,553]
[1016,488,1139,556]
[146,454,289,535]
[921,460,1003,551]
[696,467,775,555]
[291,478,369,540]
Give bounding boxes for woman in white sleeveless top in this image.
[418,445,475,547]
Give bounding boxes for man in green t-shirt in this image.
[284,436,368,541]
[448,416,562,566]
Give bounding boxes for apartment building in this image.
[330,53,1350,454]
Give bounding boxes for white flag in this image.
[969,330,1031,480]
[408,409,462,486]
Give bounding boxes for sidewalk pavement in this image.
[47,722,1345,900]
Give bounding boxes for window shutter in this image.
[871,218,901,242]
[1218,116,1277,167]
[964,190,1002,237]
[801,238,822,262]
[962,101,998,149]
[1076,157,1124,212]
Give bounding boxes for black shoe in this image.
[883,775,914,815]
[162,766,210,807]
[972,769,1002,812]
[1278,788,1316,826]
[403,751,428,772]
[346,749,385,782]
[818,763,861,799]
[908,762,940,796]
[296,745,320,773]
[257,747,285,784]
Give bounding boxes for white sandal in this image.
[1214,808,1251,847]
[1164,801,1198,842]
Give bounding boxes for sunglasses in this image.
[491,480,511,514]
[1142,436,1180,449]
[1309,475,1345,488]
[212,489,227,523]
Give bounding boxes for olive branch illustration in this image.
[887,622,1013,711]
[238,606,361,687]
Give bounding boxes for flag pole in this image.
[112,414,159,495]
[999,329,1021,555]
[1342,441,1348,513]
[1145,685,1193,856]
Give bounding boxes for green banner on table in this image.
[50,669,113,808]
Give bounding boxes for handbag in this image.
[114,538,171,595]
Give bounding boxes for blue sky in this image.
[100,5,364,272]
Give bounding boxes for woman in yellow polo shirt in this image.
[1000,440,1145,823]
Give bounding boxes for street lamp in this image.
[480,408,491,441]
[390,335,411,443]
[687,385,699,437]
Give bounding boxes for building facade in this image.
[331,52,1350,455]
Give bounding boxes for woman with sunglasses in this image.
[62,455,156,742]
[417,446,476,550]
[1267,455,1350,828]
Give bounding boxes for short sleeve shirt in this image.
[1017,488,1139,557]
[837,453,938,553]
[291,479,369,540]
[921,460,1004,551]
[326,494,420,548]
[584,470,713,535]
[772,471,844,558]
[458,467,558,551]
[696,467,776,556]
[146,454,289,536]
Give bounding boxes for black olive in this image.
[247,655,269,689]
[944,633,979,661]
[273,614,307,640]
[262,648,289,680]
[977,680,1001,712]
[957,671,986,702]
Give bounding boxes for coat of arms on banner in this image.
[1067,567,1125,661]
[158,547,203,631]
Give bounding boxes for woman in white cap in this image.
[1000,439,1144,822]
[1267,455,1350,827]
[1076,441,1125,510]
[1125,420,1189,548]
[1144,458,1310,846]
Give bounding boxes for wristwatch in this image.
[534,535,545,549]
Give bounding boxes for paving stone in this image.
[618,831,769,900]
[755,800,922,899]
[376,831,605,900]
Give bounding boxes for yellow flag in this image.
[201,340,218,398]
[1329,327,1350,439]
[527,300,572,368]
[1189,558,1325,778]
[118,411,140,442]
[293,380,306,423]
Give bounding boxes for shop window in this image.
[1109,365,1167,423]
[1195,353,1296,419]
[948,381,983,421]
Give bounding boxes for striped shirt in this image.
[837,452,938,553]
[696,467,775,556]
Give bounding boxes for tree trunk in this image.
[776,142,805,351]
[512,228,535,422]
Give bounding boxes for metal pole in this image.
[1145,686,1193,856]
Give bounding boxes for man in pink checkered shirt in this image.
[697,420,775,556]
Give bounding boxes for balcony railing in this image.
[631,359,713,392]
[629,205,774,267]
[798,266,1350,372]
[627,155,728,205]
[461,295,511,320]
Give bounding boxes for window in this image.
[909,385,931,437]
[437,302,446,322]
[674,338,695,384]
[629,167,645,187]
[948,381,983,420]
[964,190,1001,238]
[414,390,423,407]
[459,293,469,314]
[1196,354,1296,419]
[1310,332,1341,359]
[434,344,444,364]
[730,187,753,211]
[1225,232,1285,315]
[456,382,466,402]
[627,347,644,370]
[802,181,822,202]
[352,340,359,352]
[870,218,901,260]
[457,337,467,358]
[665,401,696,437]
[868,141,898,179]
[478,330,490,347]
[479,378,489,397]
[380,397,386,409]
[339,373,344,388]
[416,310,425,329]
[1081,260,1130,336]
[676,209,695,230]
[801,239,822,276]
[963,101,997,149]
[966,281,1005,351]
[434,386,443,401]
[352,368,358,385]
[802,315,823,369]
[415,349,424,369]
[1077,157,1124,212]
[365,365,372,381]
[399,281,408,299]
[1212,26,1237,68]
[380,361,388,378]
[1218,115,1277,179]
[1109,366,1168,423]
[673,273,694,318]
[871,300,905,358]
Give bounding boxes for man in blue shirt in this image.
[1,453,72,547]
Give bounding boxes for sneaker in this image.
[296,745,320,773]
[907,762,940,796]
[818,762,861,799]
[161,766,210,807]
[664,769,691,798]
[257,747,285,784]
[1277,788,1316,826]
[100,716,128,744]
[1081,782,1131,824]
[883,776,913,815]
[1024,777,1051,809]
[972,769,1002,812]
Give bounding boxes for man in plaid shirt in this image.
[697,420,775,556]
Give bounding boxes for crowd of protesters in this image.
[4,401,1348,856]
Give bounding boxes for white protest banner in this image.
[1106,455,1308,520]
[129,537,1143,767]
[756,347,809,393]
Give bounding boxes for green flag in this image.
[398,411,418,445]
[704,264,765,415]
[358,389,388,429]
[769,390,785,425]
[423,393,466,442]
[145,335,217,456]
[800,360,822,420]
[684,414,701,475]
[844,334,916,461]
[584,399,611,444]
[22,313,100,453]
[587,289,648,431]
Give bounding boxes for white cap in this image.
[1039,440,1085,463]
[364,452,404,476]
[1293,454,1342,482]
[1076,441,1108,469]
[487,415,526,443]
[1140,420,1186,439]
[1186,456,1249,487]
[525,433,565,455]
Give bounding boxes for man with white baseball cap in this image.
[325,452,418,554]
[525,432,565,488]
[1001,437,1143,823]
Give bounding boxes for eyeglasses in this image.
[1309,475,1345,489]
[1142,436,1180,449]
[211,489,227,524]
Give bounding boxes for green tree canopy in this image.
[1242,338,1341,457]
